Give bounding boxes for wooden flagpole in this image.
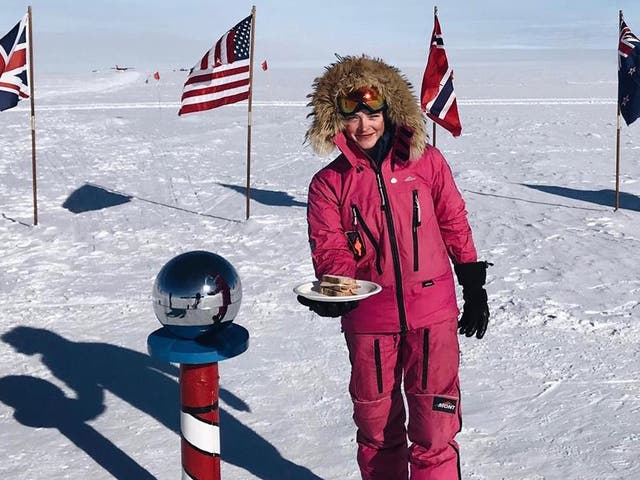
[27,5,38,225]
[615,10,622,212]
[432,5,438,147]
[615,99,621,211]
[245,5,256,220]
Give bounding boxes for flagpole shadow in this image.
[520,184,640,211]
[464,189,608,212]
[62,183,241,223]
[217,183,307,208]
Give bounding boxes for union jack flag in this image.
[618,15,640,126]
[0,14,29,112]
[420,13,461,137]
[179,14,252,116]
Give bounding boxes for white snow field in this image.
[1,48,639,479]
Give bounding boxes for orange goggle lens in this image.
[337,86,386,115]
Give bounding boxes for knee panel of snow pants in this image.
[403,322,461,447]
[403,322,462,479]
[345,333,406,443]
[346,332,409,480]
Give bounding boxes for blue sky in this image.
[3,1,640,72]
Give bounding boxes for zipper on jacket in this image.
[351,205,382,275]
[374,170,408,333]
[412,190,421,272]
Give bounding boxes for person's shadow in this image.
[0,375,156,479]
[1,326,322,480]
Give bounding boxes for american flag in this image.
[618,15,640,126]
[179,14,252,116]
[0,14,29,112]
[420,13,462,137]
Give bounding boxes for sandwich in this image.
[319,274,360,296]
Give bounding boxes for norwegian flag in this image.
[618,15,640,126]
[420,13,461,137]
[179,14,252,116]
[0,14,29,112]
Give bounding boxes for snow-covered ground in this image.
[1,48,639,479]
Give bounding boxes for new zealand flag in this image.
[0,15,29,112]
[618,16,640,126]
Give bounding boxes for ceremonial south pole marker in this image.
[147,251,249,480]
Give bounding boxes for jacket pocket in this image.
[352,204,382,275]
[373,339,383,394]
[421,328,429,390]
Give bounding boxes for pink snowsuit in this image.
[306,128,478,480]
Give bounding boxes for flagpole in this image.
[245,5,256,221]
[432,5,438,147]
[615,98,621,212]
[615,10,623,212]
[27,5,38,225]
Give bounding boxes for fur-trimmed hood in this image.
[305,55,427,160]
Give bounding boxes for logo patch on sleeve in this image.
[432,397,457,414]
[345,231,366,259]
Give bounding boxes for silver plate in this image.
[293,280,382,303]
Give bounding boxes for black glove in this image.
[454,261,492,339]
[297,295,359,318]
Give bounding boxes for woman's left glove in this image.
[297,296,359,318]
[454,261,492,339]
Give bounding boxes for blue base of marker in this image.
[147,324,249,364]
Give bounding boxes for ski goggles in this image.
[337,86,386,115]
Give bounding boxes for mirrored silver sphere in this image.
[152,251,242,339]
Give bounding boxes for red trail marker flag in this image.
[0,14,29,112]
[179,14,253,115]
[420,12,461,137]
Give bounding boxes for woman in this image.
[298,54,490,480]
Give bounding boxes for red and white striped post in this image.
[180,363,221,480]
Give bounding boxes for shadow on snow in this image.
[62,182,304,219]
[217,183,307,208]
[521,184,640,211]
[62,183,132,213]
[0,326,322,480]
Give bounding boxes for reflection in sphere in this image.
[152,251,242,339]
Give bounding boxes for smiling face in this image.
[341,111,386,152]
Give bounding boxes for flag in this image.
[420,13,461,137]
[618,15,640,126]
[179,14,252,116]
[0,14,29,112]
[261,60,268,71]
[153,71,160,81]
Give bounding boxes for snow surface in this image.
[1,49,639,479]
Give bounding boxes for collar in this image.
[333,126,415,168]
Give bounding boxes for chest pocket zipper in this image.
[352,205,382,275]
[412,190,421,271]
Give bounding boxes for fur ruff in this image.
[305,55,427,160]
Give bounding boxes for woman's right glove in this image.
[454,261,492,339]
[297,296,359,318]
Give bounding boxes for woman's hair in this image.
[305,54,427,159]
